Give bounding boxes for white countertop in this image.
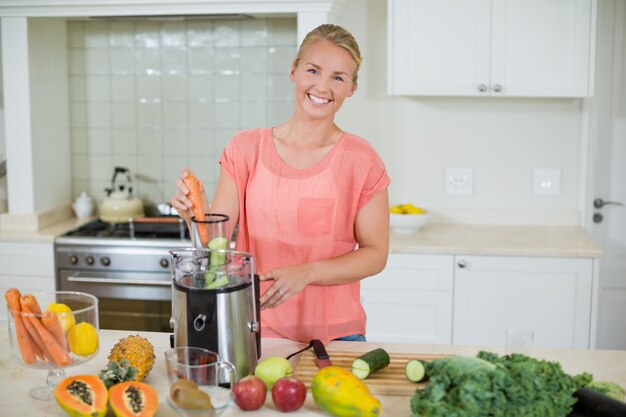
[390,223,602,258]
[0,218,602,258]
[1,327,624,416]
[0,217,93,243]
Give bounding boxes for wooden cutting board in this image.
[294,350,448,397]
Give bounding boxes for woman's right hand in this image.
[169,168,208,224]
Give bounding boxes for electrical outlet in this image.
[445,167,473,195]
[533,168,561,196]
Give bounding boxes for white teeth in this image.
[308,94,329,105]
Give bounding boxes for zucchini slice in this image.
[405,359,427,382]
[351,348,390,379]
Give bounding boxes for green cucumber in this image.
[204,276,229,289]
[405,359,427,382]
[208,237,228,266]
[351,348,390,379]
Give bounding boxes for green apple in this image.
[254,357,293,389]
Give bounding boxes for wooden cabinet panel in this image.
[388,0,596,97]
[452,255,594,348]
[362,254,454,343]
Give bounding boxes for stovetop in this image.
[60,218,190,240]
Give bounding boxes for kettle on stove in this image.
[169,248,261,380]
[100,167,144,223]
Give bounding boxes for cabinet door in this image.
[388,0,492,96]
[361,254,454,343]
[453,256,594,348]
[491,0,595,97]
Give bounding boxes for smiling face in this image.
[290,39,357,121]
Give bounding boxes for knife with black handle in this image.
[285,339,332,369]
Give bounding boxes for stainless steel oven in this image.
[55,218,191,332]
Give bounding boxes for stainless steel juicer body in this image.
[169,248,261,380]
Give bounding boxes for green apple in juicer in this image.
[254,357,293,389]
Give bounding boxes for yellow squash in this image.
[311,366,382,417]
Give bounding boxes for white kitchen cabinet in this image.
[0,241,56,322]
[453,255,594,348]
[361,253,454,344]
[388,0,596,97]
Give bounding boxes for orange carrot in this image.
[183,173,209,246]
[20,294,52,361]
[23,305,71,367]
[20,293,42,315]
[42,311,68,352]
[21,307,51,361]
[4,289,36,364]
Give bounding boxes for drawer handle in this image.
[457,260,468,268]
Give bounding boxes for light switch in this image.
[533,168,561,196]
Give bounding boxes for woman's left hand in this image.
[259,265,311,309]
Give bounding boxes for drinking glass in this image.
[191,213,229,249]
[505,328,534,355]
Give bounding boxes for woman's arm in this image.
[260,188,390,309]
[209,166,240,236]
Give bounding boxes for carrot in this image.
[20,293,42,315]
[23,305,71,367]
[183,173,209,246]
[21,307,51,361]
[42,311,68,352]
[4,289,36,364]
[20,294,53,361]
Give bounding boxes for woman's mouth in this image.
[308,93,330,105]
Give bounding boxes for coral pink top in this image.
[219,128,390,344]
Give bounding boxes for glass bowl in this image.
[6,290,99,400]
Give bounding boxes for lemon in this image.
[46,303,76,333]
[67,322,99,357]
[401,203,426,214]
[390,205,404,214]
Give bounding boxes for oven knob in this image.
[159,258,169,268]
[100,257,111,266]
[85,256,95,265]
[68,255,78,265]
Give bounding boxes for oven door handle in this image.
[66,276,171,287]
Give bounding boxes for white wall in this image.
[334,0,585,224]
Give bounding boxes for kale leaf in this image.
[410,351,592,417]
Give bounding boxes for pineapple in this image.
[99,359,138,389]
[107,335,156,382]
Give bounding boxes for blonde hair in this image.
[293,24,363,86]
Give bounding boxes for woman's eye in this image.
[334,76,344,82]
[307,68,317,74]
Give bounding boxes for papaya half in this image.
[311,365,382,417]
[54,375,108,417]
[109,381,158,417]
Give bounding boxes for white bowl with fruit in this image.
[389,204,431,234]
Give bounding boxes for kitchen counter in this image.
[0,218,601,258]
[0,217,93,243]
[1,327,624,416]
[390,224,602,258]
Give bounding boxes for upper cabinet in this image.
[387,0,597,97]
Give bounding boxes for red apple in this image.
[271,376,307,412]
[232,375,267,411]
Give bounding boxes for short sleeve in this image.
[358,150,390,209]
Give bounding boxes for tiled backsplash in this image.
[68,17,296,210]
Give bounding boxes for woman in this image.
[171,24,390,344]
